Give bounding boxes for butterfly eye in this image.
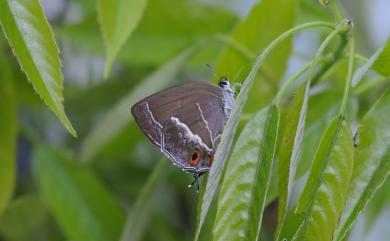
[207,154,214,167]
[190,149,201,166]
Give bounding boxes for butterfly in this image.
[131,77,241,191]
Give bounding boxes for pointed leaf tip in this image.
[98,0,149,77]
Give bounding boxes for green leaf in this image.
[365,177,390,231]
[294,117,354,241]
[276,82,309,241]
[0,55,17,217]
[80,45,200,162]
[352,41,387,87]
[213,105,279,241]
[119,159,170,241]
[372,39,390,77]
[97,0,148,77]
[334,86,390,241]
[0,0,76,137]
[0,195,50,241]
[33,146,125,241]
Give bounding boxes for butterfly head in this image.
[218,76,231,89]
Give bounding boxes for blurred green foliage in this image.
[0,0,389,241]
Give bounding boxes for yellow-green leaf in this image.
[213,106,279,241]
[33,146,125,241]
[98,0,148,77]
[119,159,170,241]
[0,55,17,217]
[294,118,354,241]
[372,39,390,77]
[334,86,390,241]
[276,82,309,241]
[0,195,49,241]
[0,0,76,137]
[352,39,389,87]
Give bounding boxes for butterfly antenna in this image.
[206,64,219,81]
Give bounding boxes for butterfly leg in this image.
[232,82,243,95]
[187,173,200,193]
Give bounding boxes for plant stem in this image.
[309,20,352,85]
[354,54,368,63]
[311,32,348,85]
[330,1,343,22]
[339,37,355,115]
[353,76,388,96]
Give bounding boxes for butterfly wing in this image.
[131,82,229,172]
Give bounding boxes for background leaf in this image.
[0,55,17,217]
[59,0,237,66]
[0,0,76,137]
[97,0,148,77]
[352,40,389,87]
[120,159,170,241]
[33,146,125,241]
[0,195,54,241]
[334,86,390,241]
[372,39,390,77]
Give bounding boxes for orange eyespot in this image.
[190,149,201,166]
[207,154,214,167]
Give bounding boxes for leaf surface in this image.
[59,0,236,66]
[0,196,49,241]
[33,146,125,241]
[334,87,390,241]
[119,159,170,241]
[276,82,309,240]
[351,41,386,87]
[0,55,17,216]
[98,0,148,77]
[212,106,279,241]
[294,118,354,241]
[372,39,390,77]
[0,0,76,136]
